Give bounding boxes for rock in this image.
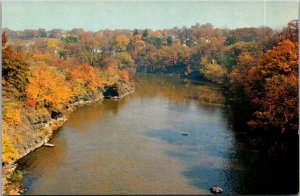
[51,111,63,120]
[210,186,223,194]
[103,82,134,99]
[103,84,120,98]
[44,143,54,147]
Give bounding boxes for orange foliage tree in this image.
[120,70,129,82]
[244,39,298,132]
[26,64,72,109]
[68,64,102,95]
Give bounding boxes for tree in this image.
[133,29,139,35]
[200,60,227,84]
[2,35,28,93]
[2,123,19,165]
[76,32,112,67]
[115,35,129,52]
[26,64,72,109]
[142,28,149,41]
[244,39,298,132]
[228,52,256,96]
[224,35,239,46]
[2,32,8,46]
[223,41,261,71]
[113,52,135,70]
[167,36,173,46]
[68,64,102,94]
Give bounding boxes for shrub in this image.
[120,70,129,82]
[2,123,19,165]
[26,64,72,109]
[26,99,36,107]
[68,64,102,93]
[200,60,227,84]
[3,109,21,125]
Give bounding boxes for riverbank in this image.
[2,81,134,195]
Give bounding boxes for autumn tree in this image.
[76,32,112,67]
[244,39,298,133]
[223,41,261,71]
[68,64,102,95]
[26,64,72,109]
[2,32,28,95]
[200,60,227,84]
[228,52,256,96]
[113,52,135,70]
[2,123,19,165]
[114,35,130,52]
[2,32,8,46]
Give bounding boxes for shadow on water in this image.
[146,103,299,195]
[142,75,298,195]
[18,74,298,195]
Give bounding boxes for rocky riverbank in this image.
[2,81,134,195]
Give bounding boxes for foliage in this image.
[2,20,298,135]
[115,35,129,52]
[26,64,72,109]
[68,64,102,94]
[120,70,130,82]
[26,99,36,107]
[224,35,239,46]
[113,52,135,70]
[244,40,298,132]
[32,52,53,62]
[228,52,256,95]
[2,44,29,93]
[3,109,21,125]
[2,123,19,165]
[201,60,227,84]
[223,41,261,71]
[2,31,8,46]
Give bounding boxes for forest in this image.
[2,20,298,169]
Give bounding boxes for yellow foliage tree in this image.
[26,64,72,109]
[115,35,129,52]
[2,123,19,165]
[201,60,227,84]
[3,108,21,125]
[46,38,60,51]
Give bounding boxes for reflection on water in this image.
[133,74,225,106]
[18,74,298,195]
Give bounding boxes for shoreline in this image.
[2,83,134,195]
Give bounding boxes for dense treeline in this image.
[1,29,132,164]
[2,20,298,163]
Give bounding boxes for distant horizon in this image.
[2,21,297,32]
[3,1,298,31]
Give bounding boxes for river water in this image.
[18,74,298,195]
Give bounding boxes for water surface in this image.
[19,74,298,195]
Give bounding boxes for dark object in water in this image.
[181,133,189,136]
[210,186,223,194]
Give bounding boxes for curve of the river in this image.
[18,74,298,195]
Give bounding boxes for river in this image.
[18,74,298,195]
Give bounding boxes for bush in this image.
[26,64,72,109]
[120,70,129,82]
[3,109,21,125]
[2,123,19,165]
[68,64,102,94]
[200,61,227,84]
[26,99,36,107]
